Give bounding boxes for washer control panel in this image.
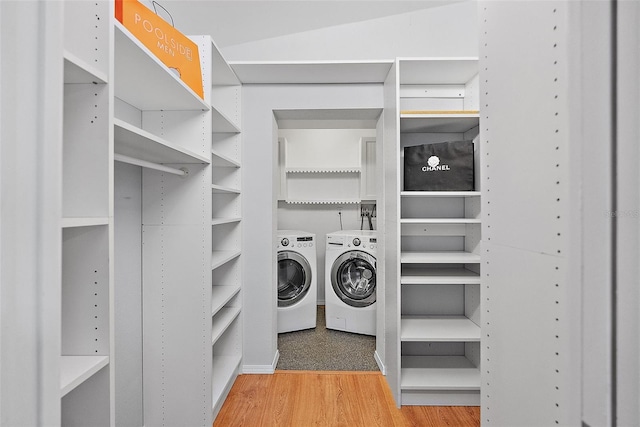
[278,235,314,249]
[340,235,377,250]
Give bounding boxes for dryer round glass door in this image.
[277,251,312,307]
[330,250,376,307]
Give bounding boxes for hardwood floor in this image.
[213,371,480,427]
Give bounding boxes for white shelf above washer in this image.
[284,200,361,205]
[286,167,361,174]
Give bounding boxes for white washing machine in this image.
[277,231,317,333]
[325,230,377,336]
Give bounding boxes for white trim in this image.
[242,350,279,374]
[374,351,386,375]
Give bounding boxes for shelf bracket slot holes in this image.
[114,153,188,177]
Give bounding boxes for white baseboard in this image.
[242,350,279,374]
[317,300,325,306]
[374,350,386,375]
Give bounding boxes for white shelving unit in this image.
[391,58,481,406]
[60,356,110,397]
[401,316,481,342]
[211,250,242,270]
[61,2,113,426]
[114,119,209,164]
[112,20,236,426]
[212,184,241,194]
[279,138,375,205]
[208,36,243,422]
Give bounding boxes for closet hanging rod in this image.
[114,154,187,176]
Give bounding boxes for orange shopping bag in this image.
[115,0,204,100]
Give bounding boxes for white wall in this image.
[277,128,377,304]
[242,85,382,371]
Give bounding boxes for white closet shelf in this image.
[400,113,479,133]
[211,285,241,317]
[114,119,210,164]
[63,50,108,84]
[401,223,477,237]
[211,354,242,415]
[114,23,209,112]
[399,58,479,85]
[212,108,241,133]
[400,218,481,224]
[400,110,479,116]
[209,39,241,86]
[285,167,361,174]
[212,307,241,345]
[212,217,241,226]
[211,150,240,168]
[400,356,480,391]
[60,355,109,397]
[401,191,481,198]
[401,251,481,264]
[401,316,480,342]
[211,250,241,270]
[61,217,109,228]
[212,184,241,194]
[284,200,361,205]
[401,267,481,285]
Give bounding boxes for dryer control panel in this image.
[278,235,314,249]
[327,234,377,251]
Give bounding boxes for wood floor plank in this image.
[213,371,480,427]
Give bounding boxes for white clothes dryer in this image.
[325,230,377,336]
[277,231,317,333]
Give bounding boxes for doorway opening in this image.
[274,108,383,371]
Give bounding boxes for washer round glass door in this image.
[277,251,312,307]
[330,250,376,307]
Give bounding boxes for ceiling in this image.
[153,1,467,48]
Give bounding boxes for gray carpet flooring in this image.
[277,306,379,371]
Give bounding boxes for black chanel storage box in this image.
[404,140,475,191]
